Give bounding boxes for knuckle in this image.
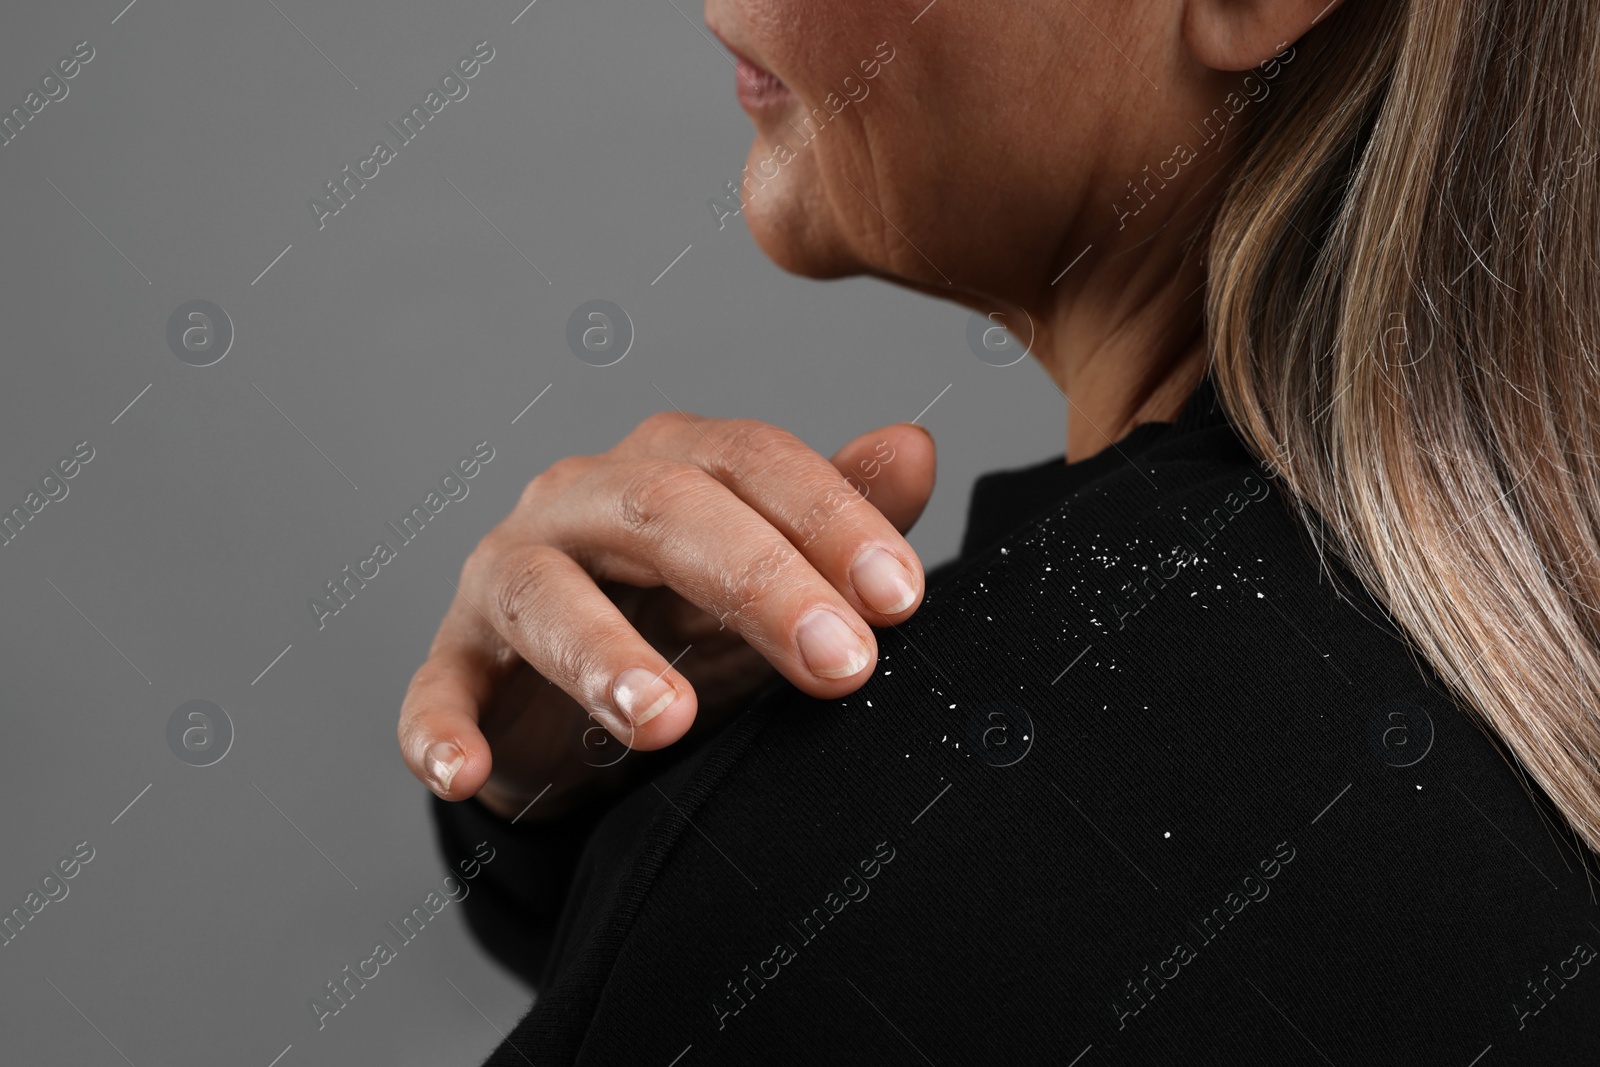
[459,533,505,593]
[536,633,587,695]
[544,625,625,703]
[794,478,863,544]
[614,461,706,534]
[492,545,568,626]
[718,542,799,624]
[717,419,802,476]
[572,629,629,685]
[633,409,689,442]
[519,454,590,510]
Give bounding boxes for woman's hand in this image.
[397,413,937,820]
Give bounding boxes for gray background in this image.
[0,2,1064,1064]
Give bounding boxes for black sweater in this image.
[433,377,1600,1065]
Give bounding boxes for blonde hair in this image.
[1208,0,1600,850]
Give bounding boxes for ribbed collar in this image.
[1170,370,1226,434]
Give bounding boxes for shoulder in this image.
[548,422,1600,1063]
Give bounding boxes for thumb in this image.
[829,422,936,535]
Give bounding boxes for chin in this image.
[738,145,865,280]
[745,211,857,280]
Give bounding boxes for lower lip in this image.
[735,56,792,111]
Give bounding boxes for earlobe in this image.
[1183,0,1345,72]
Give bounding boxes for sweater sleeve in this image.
[430,555,970,993]
[429,790,616,991]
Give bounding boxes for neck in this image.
[1028,154,1225,462]
[1040,225,1211,461]
[1052,326,1209,463]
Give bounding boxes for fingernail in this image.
[850,547,918,614]
[613,667,677,727]
[796,608,871,679]
[425,741,465,795]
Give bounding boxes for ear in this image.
[1183,0,1348,72]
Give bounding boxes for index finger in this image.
[625,415,927,624]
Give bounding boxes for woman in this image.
[400,0,1600,1062]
